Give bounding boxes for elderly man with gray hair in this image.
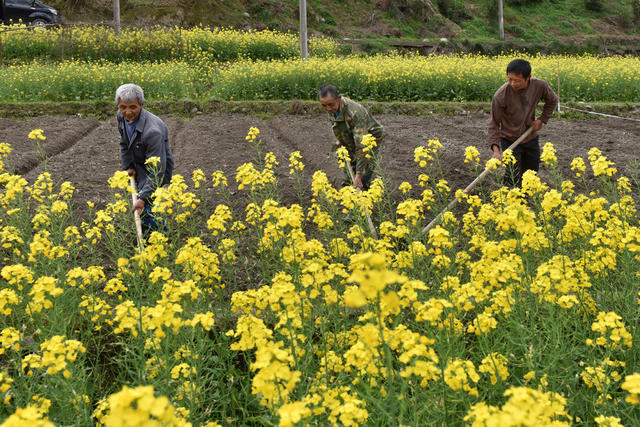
[116,83,174,236]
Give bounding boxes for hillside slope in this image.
[51,0,639,44]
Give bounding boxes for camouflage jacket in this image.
[329,96,384,175]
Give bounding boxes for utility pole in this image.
[299,0,308,59]
[498,0,504,40]
[113,0,121,36]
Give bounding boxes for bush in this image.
[584,0,603,12]
[436,0,470,24]
[633,0,640,22]
[324,13,337,26]
[506,24,527,39]
[485,0,499,22]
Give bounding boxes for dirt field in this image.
[1,113,638,216]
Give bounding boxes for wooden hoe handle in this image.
[345,161,379,240]
[130,176,144,253]
[421,127,534,235]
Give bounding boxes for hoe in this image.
[421,126,534,235]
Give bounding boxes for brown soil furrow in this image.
[23,119,116,208]
[163,116,185,162]
[4,116,101,176]
[263,116,338,186]
[173,114,265,180]
[0,113,635,221]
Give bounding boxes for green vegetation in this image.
[0,25,338,64]
[0,61,198,102]
[1,5,640,424]
[460,0,632,43]
[46,0,640,46]
[211,54,640,103]
[1,54,638,104]
[2,124,640,424]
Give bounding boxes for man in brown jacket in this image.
[488,59,558,187]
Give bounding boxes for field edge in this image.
[0,100,638,120]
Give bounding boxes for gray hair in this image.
[115,83,145,104]
[318,84,339,99]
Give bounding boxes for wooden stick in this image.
[345,161,379,240]
[129,176,144,253]
[421,127,534,235]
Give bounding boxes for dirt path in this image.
[2,113,637,214]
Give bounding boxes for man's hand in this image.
[491,145,502,160]
[532,119,543,132]
[133,198,145,216]
[127,168,136,177]
[353,173,363,190]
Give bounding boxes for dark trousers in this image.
[140,203,165,238]
[341,159,374,190]
[501,136,540,187]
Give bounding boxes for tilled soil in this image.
[1,113,638,216]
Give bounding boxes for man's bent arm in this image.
[350,114,374,175]
[119,126,134,170]
[487,96,503,150]
[538,82,559,124]
[138,129,168,202]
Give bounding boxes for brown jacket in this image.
[488,78,558,148]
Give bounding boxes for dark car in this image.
[0,0,60,27]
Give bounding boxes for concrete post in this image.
[299,0,308,59]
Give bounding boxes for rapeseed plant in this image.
[1,127,640,425]
[1,52,639,103]
[0,24,338,63]
[213,54,640,102]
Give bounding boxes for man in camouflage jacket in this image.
[318,84,384,190]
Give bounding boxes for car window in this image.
[5,0,34,6]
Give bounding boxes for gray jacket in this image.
[118,108,174,202]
